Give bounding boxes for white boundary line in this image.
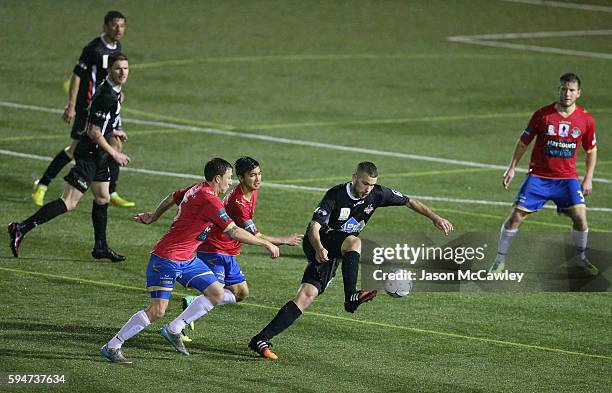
[1,101,610,186]
[1,148,611,212]
[500,0,612,13]
[447,30,612,60]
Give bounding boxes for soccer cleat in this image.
[100,345,132,364]
[8,223,24,258]
[344,289,377,313]
[110,192,135,208]
[576,258,599,276]
[248,338,278,360]
[160,326,190,356]
[181,334,193,343]
[488,260,505,274]
[92,247,126,263]
[31,180,47,207]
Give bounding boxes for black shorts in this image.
[70,108,89,140]
[64,150,110,193]
[301,229,353,294]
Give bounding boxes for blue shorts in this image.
[514,175,585,213]
[197,252,246,286]
[146,254,219,300]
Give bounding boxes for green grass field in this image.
[1,1,611,392]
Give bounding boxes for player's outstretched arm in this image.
[407,199,454,235]
[582,149,597,196]
[133,193,175,224]
[225,223,280,259]
[503,140,528,189]
[258,233,303,246]
[307,221,328,262]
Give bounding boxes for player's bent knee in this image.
[235,287,249,302]
[341,235,361,253]
[204,283,225,305]
[293,283,318,311]
[94,195,111,205]
[145,304,167,322]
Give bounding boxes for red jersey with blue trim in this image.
[151,183,234,262]
[521,103,596,179]
[199,186,259,256]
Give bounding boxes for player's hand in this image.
[266,243,280,259]
[581,178,593,196]
[283,233,303,246]
[315,246,329,263]
[133,212,157,224]
[62,105,76,124]
[112,151,130,166]
[114,129,128,141]
[433,217,454,235]
[502,167,515,189]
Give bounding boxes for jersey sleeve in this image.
[201,196,234,231]
[73,44,94,79]
[227,198,258,235]
[379,186,409,207]
[582,115,597,152]
[311,188,336,225]
[87,92,112,128]
[520,109,541,145]
[171,184,197,205]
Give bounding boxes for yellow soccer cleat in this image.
[110,192,135,207]
[32,180,47,207]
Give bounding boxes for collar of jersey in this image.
[100,34,118,50]
[345,182,361,201]
[105,77,122,93]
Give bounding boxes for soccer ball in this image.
[384,267,412,298]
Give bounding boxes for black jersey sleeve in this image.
[88,93,112,128]
[379,186,409,207]
[73,43,94,79]
[311,188,337,225]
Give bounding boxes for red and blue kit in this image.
[521,103,596,179]
[199,186,259,256]
[151,183,234,262]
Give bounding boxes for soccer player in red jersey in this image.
[100,158,279,364]
[489,73,598,276]
[180,157,302,340]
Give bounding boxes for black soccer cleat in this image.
[92,247,126,262]
[8,223,24,258]
[248,337,278,360]
[344,289,378,313]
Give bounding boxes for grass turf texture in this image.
[0,0,611,392]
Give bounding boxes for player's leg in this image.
[101,255,177,363]
[8,182,82,258]
[340,235,377,313]
[108,136,135,207]
[90,180,125,262]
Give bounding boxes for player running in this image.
[248,161,454,360]
[100,158,279,364]
[489,73,598,276]
[180,156,302,341]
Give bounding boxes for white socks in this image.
[495,226,519,264]
[572,228,588,261]
[107,310,151,349]
[219,288,237,305]
[168,295,214,334]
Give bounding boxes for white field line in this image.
[447,30,612,60]
[1,148,611,213]
[500,0,612,13]
[1,101,611,186]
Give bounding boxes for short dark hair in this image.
[204,158,233,181]
[235,156,260,177]
[560,73,581,89]
[104,11,126,25]
[108,52,128,67]
[356,161,378,177]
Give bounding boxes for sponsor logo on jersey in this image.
[196,225,213,241]
[314,207,328,216]
[353,200,365,207]
[339,217,365,233]
[391,189,404,197]
[570,127,581,138]
[338,207,351,221]
[558,123,570,137]
[547,125,556,135]
[545,139,576,158]
[364,204,374,214]
[216,208,230,222]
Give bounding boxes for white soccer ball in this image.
[384,267,412,298]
